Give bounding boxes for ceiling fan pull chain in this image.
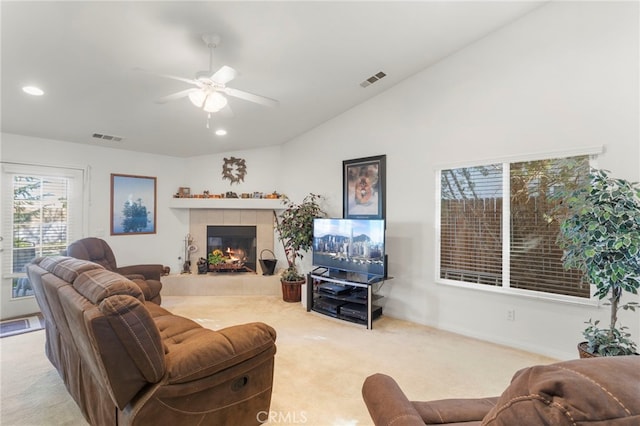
[207,112,211,129]
[209,46,214,74]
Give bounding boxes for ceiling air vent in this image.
[360,71,387,88]
[92,133,123,142]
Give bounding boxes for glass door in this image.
[1,163,85,320]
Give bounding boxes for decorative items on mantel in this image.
[169,197,284,210]
[171,188,284,210]
[174,189,282,199]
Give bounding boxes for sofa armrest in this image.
[165,322,277,385]
[117,264,163,281]
[412,397,498,424]
[363,374,497,426]
[362,373,425,426]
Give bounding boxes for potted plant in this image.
[275,193,326,302]
[556,169,639,357]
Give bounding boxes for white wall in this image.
[1,133,190,273]
[183,145,283,196]
[277,1,639,359]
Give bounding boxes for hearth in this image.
[207,225,257,273]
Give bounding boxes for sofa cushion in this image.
[99,295,165,383]
[481,356,640,425]
[162,322,277,384]
[37,255,69,272]
[73,269,144,304]
[39,256,104,282]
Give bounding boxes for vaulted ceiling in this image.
[1,1,544,157]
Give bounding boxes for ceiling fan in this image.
[139,34,279,116]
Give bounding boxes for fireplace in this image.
[207,225,257,273]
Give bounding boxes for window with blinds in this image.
[440,164,503,286]
[438,155,591,299]
[2,163,84,299]
[12,175,70,272]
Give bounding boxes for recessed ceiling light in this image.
[22,86,44,96]
[215,129,227,136]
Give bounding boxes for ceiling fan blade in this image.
[155,88,199,104]
[221,87,280,108]
[211,65,239,85]
[133,67,200,86]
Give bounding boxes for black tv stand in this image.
[306,270,387,329]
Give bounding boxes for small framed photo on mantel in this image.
[343,155,386,219]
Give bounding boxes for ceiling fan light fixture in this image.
[203,91,227,112]
[188,90,206,108]
[188,90,227,112]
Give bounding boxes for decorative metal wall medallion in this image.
[222,157,247,185]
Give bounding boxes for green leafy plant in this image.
[280,265,303,282]
[208,249,226,265]
[582,320,637,356]
[556,169,640,356]
[275,193,326,281]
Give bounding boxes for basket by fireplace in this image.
[259,249,277,276]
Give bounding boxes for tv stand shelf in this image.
[306,271,386,329]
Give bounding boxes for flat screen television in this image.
[312,218,386,279]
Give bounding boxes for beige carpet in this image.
[0,296,556,425]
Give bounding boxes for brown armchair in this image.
[362,356,640,425]
[66,237,163,304]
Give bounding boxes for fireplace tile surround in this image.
[161,207,284,297]
[188,208,276,275]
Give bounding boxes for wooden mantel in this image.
[168,198,284,210]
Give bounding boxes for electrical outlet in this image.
[507,309,516,321]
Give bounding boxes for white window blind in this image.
[509,158,589,297]
[2,163,84,277]
[440,164,503,286]
[438,154,591,299]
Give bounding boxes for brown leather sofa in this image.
[66,237,163,304]
[27,256,277,426]
[362,356,640,425]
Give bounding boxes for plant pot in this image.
[577,342,598,358]
[281,278,305,303]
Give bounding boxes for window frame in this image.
[434,147,603,306]
[1,162,87,282]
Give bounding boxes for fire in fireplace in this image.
[207,226,257,273]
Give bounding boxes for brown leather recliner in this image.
[362,356,640,425]
[26,256,277,426]
[66,237,163,304]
